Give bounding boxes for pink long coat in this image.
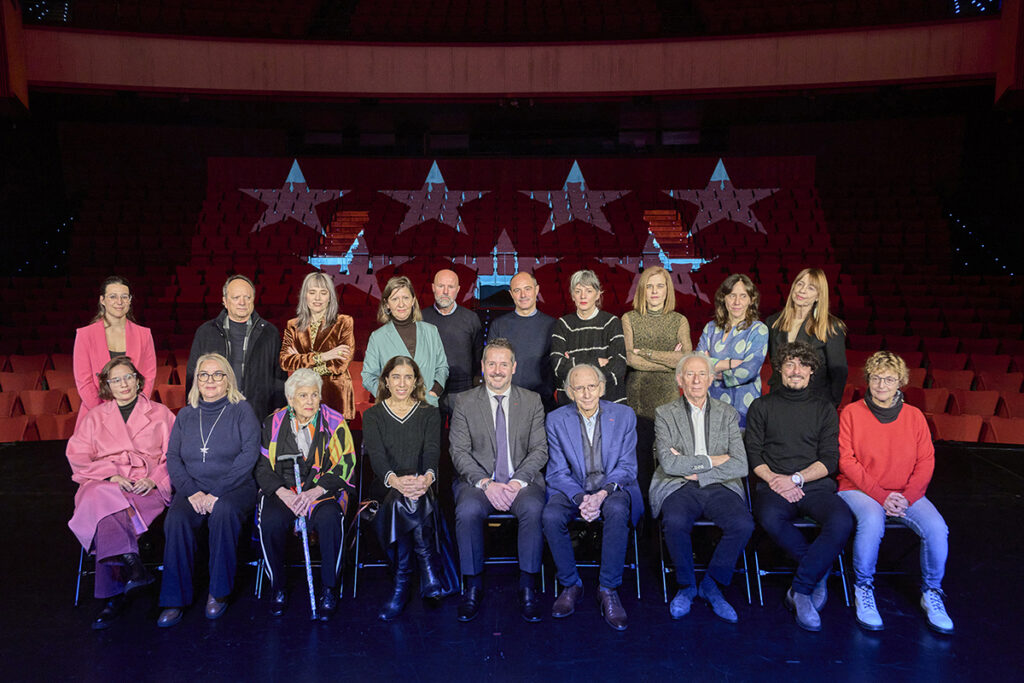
[67,394,175,550]
[73,319,157,429]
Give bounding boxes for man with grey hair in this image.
[652,352,753,623]
[187,274,285,421]
[543,363,643,631]
[550,270,627,406]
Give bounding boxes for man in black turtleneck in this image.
[745,341,853,632]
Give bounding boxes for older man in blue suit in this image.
[543,363,643,631]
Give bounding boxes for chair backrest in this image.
[907,367,927,388]
[929,369,975,391]
[975,371,1023,393]
[7,354,50,375]
[0,371,41,392]
[982,417,1024,445]
[65,386,82,412]
[948,389,1000,417]
[927,414,983,442]
[44,370,76,390]
[927,352,968,371]
[903,386,950,415]
[35,413,78,440]
[0,415,31,442]
[18,389,69,416]
[0,391,22,418]
[998,392,1024,419]
[154,384,188,413]
[969,354,1012,374]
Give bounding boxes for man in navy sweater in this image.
[488,272,557,411]
[421,268,484,414]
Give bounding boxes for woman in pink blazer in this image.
[73,276,157,428]
[67,357,175,630]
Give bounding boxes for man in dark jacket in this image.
[186,274,285,422]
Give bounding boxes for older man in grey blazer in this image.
[450,338,549,623]
[652,352,754,623]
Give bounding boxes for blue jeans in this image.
[838,489,948,591]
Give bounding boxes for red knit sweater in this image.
[837,400,935,506]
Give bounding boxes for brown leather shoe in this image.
[597,587,627,631]
[552,583,584,618]
[205,594,228,620]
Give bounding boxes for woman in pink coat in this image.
[73,275,158,428]
[67,356,175,630]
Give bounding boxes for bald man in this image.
[421,268,484,411]
[488,272,557,411]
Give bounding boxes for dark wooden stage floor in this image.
[2,440,1022,682]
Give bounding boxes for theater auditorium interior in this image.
[1,0,1023,680]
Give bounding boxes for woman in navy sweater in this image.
[157,353,261,628]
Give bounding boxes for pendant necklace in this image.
[199,405,228,462]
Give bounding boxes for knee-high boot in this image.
[412,525,443,600]
[378,534,413,621]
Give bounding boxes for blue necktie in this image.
[494,395,510,483]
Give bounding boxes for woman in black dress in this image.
[362,355,455,620]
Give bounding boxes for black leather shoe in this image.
[121,553,154,594]
[518,586,543,623]
[318,587,338,621]
[91,595,125,630]
[457,586,483,622]
[157,607,183,628]
[205,594,228,620]
[269,589,288,617]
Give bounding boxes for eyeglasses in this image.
[104,294,132,302]
[571,383,600,394]
[869,375,899,387]
[198,371,227,382]
[106,374,136,386]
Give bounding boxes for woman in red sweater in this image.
[838,351,952,635]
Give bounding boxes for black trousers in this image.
[453,480,545,576]
[159,485,256,607]
[661,483,754,594]
[543,490,632,589]
[754,479,854,595]
[257,493,343,591]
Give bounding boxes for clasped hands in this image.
[883,491,909,517]
[187,490,220,515]
[578,489,608,522]
[387,473,434,502]
[277,484,328,517]
[483,479,522,511]
[768,472,804,503]
[109,474,157,496]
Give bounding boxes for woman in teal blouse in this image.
[361,276,449,407]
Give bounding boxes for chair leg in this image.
[659,527,669,603]
[754,550,765,607]
[352,516,362,599]
[741,548,752,605]
[837,553,851,607]
[632,528,641,600]
[74,547,85,607]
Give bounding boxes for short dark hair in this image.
[483,337,516,364]
[97,356,145,400]
[376,355,426,404]
[772,341,820,373]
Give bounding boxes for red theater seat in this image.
[948,390,1000,417]
[981,417,1024,445]
[927,353,968,371]
[50,354,74,373]
[36,413,78,440]
[969,354,1012,374]
[0,372,42,392]
[975,372,1024,393]
[998,393,1024,418]
[0,416,31,442]
[7,354,50,375]
[65,387,82,412]
[19,389,70,417]
[929,369,975,392]
[927,414,983,443]
[902,387,951,415]
[907,367,927,388]
[154,385,187,413]
[0,391,21,418]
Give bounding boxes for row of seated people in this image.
[68,341,952,636]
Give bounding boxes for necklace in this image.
[199,405,228,461]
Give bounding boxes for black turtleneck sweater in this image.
[744,385,839,477]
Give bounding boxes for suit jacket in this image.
[545,400,644,525]
[361,321,449,408]
[649,395,748,517]
[66,394,175,550]
[73,320,157,429]
[280,315,356,419]
[449,384,548,487]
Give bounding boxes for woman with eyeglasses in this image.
[838,351,953,635]
[73,276,157,428]
[66,356,176,629]
[156,353,260,628]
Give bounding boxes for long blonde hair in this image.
[188,353,246,408]
[771,267,845,342]
[376,276,423,324]
[295,271,339,331]
[632,266,676,316]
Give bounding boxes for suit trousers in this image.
[159,485,256,607]
[754,479,853,595]
[661,482,754,594]
[543,490,632,589]
[257,493,343,591]
[453,480,545,576]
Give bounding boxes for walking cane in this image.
[278,453,317,620]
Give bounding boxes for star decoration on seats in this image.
[520,161,629,234]
[379,161,489,234]
[665,159,778,235]
[625,263,709,304]
[240,160,347,234]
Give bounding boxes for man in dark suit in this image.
[652,353,754,624]
[543,363,643,631]
[449,338,549,623]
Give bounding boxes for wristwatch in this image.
[790,472,804,488]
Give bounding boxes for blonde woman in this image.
[156,353,261,627]
[766,268,847,405]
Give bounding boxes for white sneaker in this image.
[921,589,954,634]
[853,584,883,631]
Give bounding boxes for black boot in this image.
[378,536,413,621]
[91,594,125,630]
[121,553,154,594]
[412,525,444,600]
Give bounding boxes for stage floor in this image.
[1,440,1021,682]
